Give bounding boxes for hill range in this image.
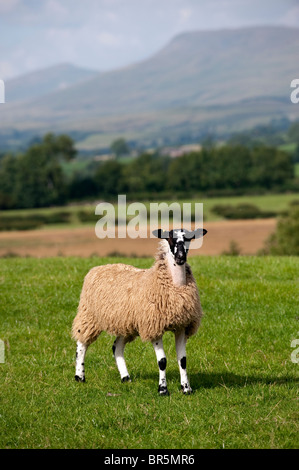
[1,26,299,151]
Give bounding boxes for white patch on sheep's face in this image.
[174,229,185,243]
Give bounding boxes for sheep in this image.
[72,227,207,395]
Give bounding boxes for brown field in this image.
[0,218,276,258]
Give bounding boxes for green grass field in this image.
[0,255,298,449]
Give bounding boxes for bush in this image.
[43,211,71,224]
[0,211,71,231]
[0,215,45,231]
[77,210,97,223]
[263,205,299,255]
[211,203,276,220]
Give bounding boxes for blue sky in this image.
[0,0,298,79]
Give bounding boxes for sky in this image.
[0,0,299,79]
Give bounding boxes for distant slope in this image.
[5,63,99,103]
[19,26,299,114]
[1,26,299,150]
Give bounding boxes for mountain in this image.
[5,63,99,103]
[1,26,299,150]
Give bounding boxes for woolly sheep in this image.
[72,227,207,395]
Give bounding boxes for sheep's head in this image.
[152,228,207,265]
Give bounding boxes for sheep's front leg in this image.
[152,337,169,396]
[175,330,192,394]
[113,336,131,382]
[75,340,88,382]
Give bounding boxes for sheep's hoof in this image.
[181,384,192,395]
[158,385,169,396]
[121,375,131,383]
[75,375,85,383]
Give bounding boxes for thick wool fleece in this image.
[72,240,203,345]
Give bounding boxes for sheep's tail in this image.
[72,308,101,346]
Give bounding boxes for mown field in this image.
[0,255,298,449]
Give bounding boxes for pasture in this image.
[0,255,298,449]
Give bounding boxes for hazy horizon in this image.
[1,0,298,80]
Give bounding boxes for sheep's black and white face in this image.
[152,228,207,265]
[168,229,189,265]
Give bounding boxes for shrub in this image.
[0,215,45,231]
[0,211,71,231]
[77,210,97,223]
[262,205,299,255]
[211,203,276,220]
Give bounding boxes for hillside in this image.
[5,63,99,103]
[1,26,299,150]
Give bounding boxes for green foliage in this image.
[0,212,71,231]
[288,122,299,144]
[0,134,297,208]
[0,134,76,209]
[211,203,276,220]
[94,160,125,197]
[123,153,170,193]
[110,138,130,158]
[165,145,294,195]
[221,240,242,256]
[0,256,298,448]
[263,205,299,256]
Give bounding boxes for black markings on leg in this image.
[121,375,131,383]
[158,383,169,396]
[180,356,186,369]
[181,383,192,395]
[112,343,116,356]
[158,357,167,371]
[75,375,85,383]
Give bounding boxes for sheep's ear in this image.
[193,228,207,239]
[152,229,169,239]
[185,228,207,241]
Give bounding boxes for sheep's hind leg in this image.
[112,336,131,383]
[175,330,192,394]
[152,337,169,396]
[75,340,88,382]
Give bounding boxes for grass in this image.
[0,255,298,449]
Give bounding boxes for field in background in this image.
[0,256,298,449]
[1,193,297,223]
[0,218,276,257]
[0,193,298,257]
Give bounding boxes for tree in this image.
[3,133,77,209]
[0,154,18,209]
[288,121,299,144]
[249,146,293,188]
[94,160,125,197]
[110,138,130,158]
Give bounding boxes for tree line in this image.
[0,133,296,210]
